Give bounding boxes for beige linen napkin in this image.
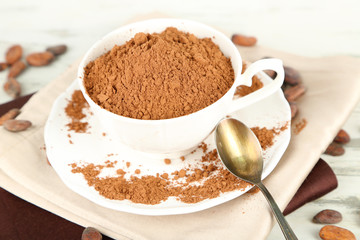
[1,19,360,240]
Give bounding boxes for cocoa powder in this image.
[235,62,264,97]
[235,75,263,97]
[71,148,252,204]
[70,123,287,205]
[251,125,288,150]
[83,27,234,120]
[293,118,307,135]
[65,90,90,133]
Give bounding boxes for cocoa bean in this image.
[8,61,26,78]
[3,77,21,98]
[289,102,298,119]
[263,70,277,79]
[261,56,279,78]
[0,108,20,126]
[3,119,32,132]
[313,209,342,224]
[284,66,302,85]
[82,227,102,240]
[46,44,67,56]
[26,52,54,66]
[334,129,350,144]
[231,34,257,47]
[5,44,23,65]
[0,62,8,71]
[319,225,356,240]
[324,142,345,156]
[284,84,306,102]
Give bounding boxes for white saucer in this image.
[44,72,291,216]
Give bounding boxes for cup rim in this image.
[78,18,243,124]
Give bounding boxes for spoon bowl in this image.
[215,118,298,240]
[215,118,263,184]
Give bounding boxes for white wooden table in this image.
[1,0,359,239]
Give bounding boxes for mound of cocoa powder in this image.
[83,27,234,120]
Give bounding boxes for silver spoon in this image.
[215,118,298,240]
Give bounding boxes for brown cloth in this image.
[283,159,337,215]
[0,95,337,240]
[0,95,111,240]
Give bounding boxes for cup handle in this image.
[229,58,285,113]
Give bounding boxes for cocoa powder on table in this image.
[83,27,234,120]
[293,118,307,135]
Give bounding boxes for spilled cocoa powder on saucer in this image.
[65,90,90,133]
[69,124,288,205]
[235,62,264,97]
[83,27,234,120]
[70,145,251,204]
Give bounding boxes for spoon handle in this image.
[256,182,298,240]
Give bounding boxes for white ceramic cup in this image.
[78,18,284,157]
